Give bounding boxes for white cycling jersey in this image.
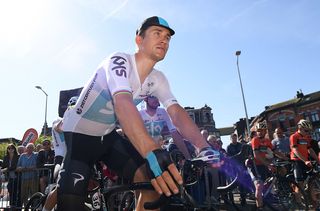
[62,52,178,136]
[51,118,66,157]
[139,107,176,142]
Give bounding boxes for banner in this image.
[58,87,83,117]
[21,128,38,146]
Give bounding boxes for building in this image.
[185,104,220,137]
[250,90,320,140]
[233,117,255,141]
[0,138,21,144]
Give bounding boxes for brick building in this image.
[185,104,220,137]
[250,90,320,140]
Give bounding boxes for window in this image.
[289,118,295,127]
[188,112,195,121]
[279,120,286,132]
[311,111,320,122]
[271,121,278,131]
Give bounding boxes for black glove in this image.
[146,149,173,178]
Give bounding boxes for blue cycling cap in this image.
[136,16,175,36]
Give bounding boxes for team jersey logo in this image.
[72,173,85,186]
[111,56,127,78]
[297,139,308,145]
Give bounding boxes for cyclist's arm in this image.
[53,119,63,133]
[292,147,308,162]
[113,93,182,195]
[167,104,209,152]
[171,130,191,159]
[114,93,158,157]
[308,148,320,163]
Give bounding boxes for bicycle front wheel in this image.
[275,178,309,211]
[25,192,46,211]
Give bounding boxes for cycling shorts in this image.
[293,160,309,182]
[251,164,271,182]
[58,129,145,196]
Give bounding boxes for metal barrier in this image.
[0,167,53,210]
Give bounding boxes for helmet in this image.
[256,121,267,130]
[68,96,78,107]
[297,119,313,130]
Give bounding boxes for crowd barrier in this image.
[0,166,53,210]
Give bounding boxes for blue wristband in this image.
[146,151,163,177]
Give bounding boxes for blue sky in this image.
[0,0,319,145]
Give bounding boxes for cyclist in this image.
[290,119,320,206]
[251,121,279,210]
[139,95,191,159]
[57,16,213,211]
[42,96,78,211]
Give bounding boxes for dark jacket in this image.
[2,154,20,178]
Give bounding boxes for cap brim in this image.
[137,23,175,36]
[156,24,175,36]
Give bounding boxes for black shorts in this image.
[293,160,309,182]
[251,165,271,182]
[58,129,145,196]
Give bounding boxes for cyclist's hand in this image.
[305,160,312,167]
[146,149,183,196]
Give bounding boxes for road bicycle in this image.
[261,160,309,211]
[301,161,320,210]
[25,151,240,211]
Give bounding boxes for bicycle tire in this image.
[25,192,46,211]
[264,178,309,211]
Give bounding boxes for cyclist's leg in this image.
[43,187,57,211]
[101,130,154,211]
[57,132,103,211]
[252,165,266,208]
[293,160,306,203]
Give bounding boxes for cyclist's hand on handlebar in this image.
[146,149,183,196]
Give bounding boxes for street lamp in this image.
[235,51,251,140]
[35,86,48,136]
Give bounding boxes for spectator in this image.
[35,143,43,153]
[226,133,242,157]
[207,135,226,202]
[16,143,38,206]
[37,139,55,193]
[1,144,20,208]
[17,145,25,155]
[201,129,209,141]
[226,133,247,206]
[272,128,290,160]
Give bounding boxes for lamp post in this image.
[235,51,251,140]
[35,86,48,136]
